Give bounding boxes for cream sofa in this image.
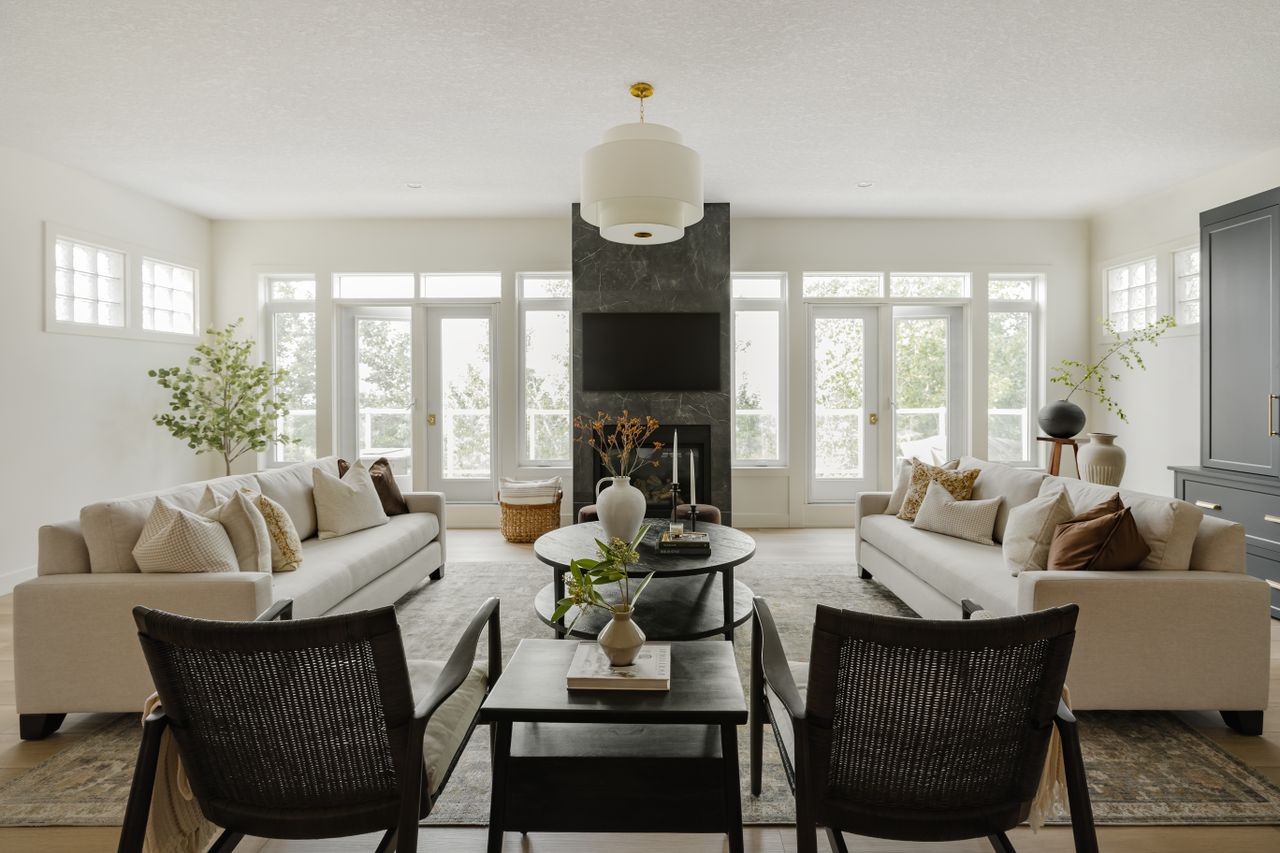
[13,457,447,739]
[854,457,1271,733]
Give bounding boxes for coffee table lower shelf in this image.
[533,574,755,640]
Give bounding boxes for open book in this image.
[566,642,671,691]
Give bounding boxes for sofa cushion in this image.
[199,487,271,572]
[959,457,1047,543]
[1047,495,1151,572]
[859,514,1018,614]
[271,511,440,616]
[339,457,410,515]
[1003,488,1075,575]
[254,457,340,541]
[252,492,303,572]
[131,499,240,574]
[408,658,488,795]
[81,473,259,573]
[912,481,1001,545]
[1040,478,1202,571]
[897,460,979,522]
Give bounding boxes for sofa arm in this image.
[855,492,891,527]
[404,491,446,565]
[1017,570,1271,711]
[14,571,273,714]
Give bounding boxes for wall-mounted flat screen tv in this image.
[582,312,721,391]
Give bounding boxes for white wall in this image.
[1089,145,1280,495]
[213,214,1091,527]
[0,145,215,589]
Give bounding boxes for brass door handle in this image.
[427,414,437,426]
[1194,500,1221,510]
[1270,394,1279,437]
[1264,514,1280,525]
[868,412,878,426]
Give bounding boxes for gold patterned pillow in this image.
[896,458,980,522]
[245,490,302,572]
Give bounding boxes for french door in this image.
[809,305,879,502]
[891,305,966,465]
[338,303,496,502]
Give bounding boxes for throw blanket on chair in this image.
[140,694,219,853]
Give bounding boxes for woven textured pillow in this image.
[897,458,980,522]
[198,487,271,572]
[911,481,1002,545]
[248,490,303,572]
[132,498,239,574]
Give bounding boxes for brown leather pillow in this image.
[337,457,409,516]
[1047,495,1151,572]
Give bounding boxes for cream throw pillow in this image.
[1003,486,1075,576]
[132,498,239,574]
[248,490,303,572]
[911,481,1002,545]
[314,461,389,539]
[198,487,271,572]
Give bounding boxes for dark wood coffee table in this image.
[532,519,756,641]
[480,638,747,853]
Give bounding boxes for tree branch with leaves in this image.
[1049,314,1176,423]
[149,319,298,475]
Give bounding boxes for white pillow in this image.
[911,481,1002,545]
[500,476,562,506]
[198,486,271,572]
[886,458,958,515]
[958,456,1047,543]
[1002,486,1075,576]
[314,461,389,540]
[132,498,239,574]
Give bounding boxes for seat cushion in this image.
[408,659,489,795]
[960,457,1047,543]
[860,514,1018,614]
[81,474,259,573]
[270,512,440,616]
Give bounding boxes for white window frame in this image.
[518,272,572,467]
[888,272,972,300]
[731,273,788,467]
[141,256,200,336]
[262,274,319,467]
[808,303,879,502]
[987,274,1041,466]
[1173,246,1201,327]
[44,222,201,343]
[801,272,884,299]
[1104,256,1160,333]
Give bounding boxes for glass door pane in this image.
[426,306,496,501]
[809,305,879,502]
[892,306,965,464]
[354,311,414,482]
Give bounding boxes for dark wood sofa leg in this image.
[856,565,871,579]
[430,565,446,581]
[1221,710,1264,736]
[19,713,66,740]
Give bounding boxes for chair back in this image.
[803,604,1078,840]
[133,605,419,837]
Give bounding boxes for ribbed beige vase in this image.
[1079,432,1126,486]
[597,608,646,667]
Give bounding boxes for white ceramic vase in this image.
[598,608,646,667]
[595,476,646,543]
[1079,432,1126,486]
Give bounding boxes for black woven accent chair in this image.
[749,598,1097,853]
[118,596,501,853]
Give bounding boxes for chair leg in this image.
[374,828,398,853]
[988,831,1016,853]
[207,831,244,852]
[116,714,167,853]
[1057,714,1100,853]
[749,610,764,796]
[825,826,850,853]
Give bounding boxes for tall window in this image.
[264,275,317,464]
[51,237,125,328]
[519,274,571,466]
[1106,258,1158,332]
[732,274,785,465]
[141,258,197,335]
[987,276,1039,464]
[1174,247,1201,325]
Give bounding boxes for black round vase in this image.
[1037,400,1086,439]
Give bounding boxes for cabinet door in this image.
[1203,205,1280,476]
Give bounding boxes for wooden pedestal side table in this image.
[480,639,748,853]
[1037,435,1080,476]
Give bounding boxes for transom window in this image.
[53,238,125,328]
[1174,247,1201,325]
[889,273,969,298]
[802,273,882,298]
[142,258,197,335]
[988,275,1037,301]
[422,273,501,299]
[1106,258,1158,332]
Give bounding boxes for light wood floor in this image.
[2,528,1278,852]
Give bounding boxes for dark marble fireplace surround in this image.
[571,202,732,525]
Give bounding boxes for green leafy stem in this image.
[552,524,655,633]
[1049,314,1176,423]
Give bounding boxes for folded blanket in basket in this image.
[500,476,562,505]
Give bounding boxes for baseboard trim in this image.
[0,564,36,596]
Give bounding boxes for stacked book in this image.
[566,643,671,691]
[658,530,711,555]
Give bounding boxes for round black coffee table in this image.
[533,519,756,641]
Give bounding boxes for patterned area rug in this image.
[1,560,1278,827]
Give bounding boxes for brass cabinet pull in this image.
[1267,579,1280,592]
[1194,500,1222,510]
[1271,394,1279,436]
[1264,514,1280,525]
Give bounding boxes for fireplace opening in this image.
[591,424,711,517]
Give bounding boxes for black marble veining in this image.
[571,203,732,522]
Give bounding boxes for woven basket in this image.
[499,491,563,543]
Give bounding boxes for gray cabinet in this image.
[1176,186,1280,619]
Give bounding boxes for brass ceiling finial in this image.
[630,81,653,122]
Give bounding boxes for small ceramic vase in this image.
[597,608,646,667]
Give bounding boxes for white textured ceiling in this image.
[3,0,1279,220]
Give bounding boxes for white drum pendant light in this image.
[580,82,704,245]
